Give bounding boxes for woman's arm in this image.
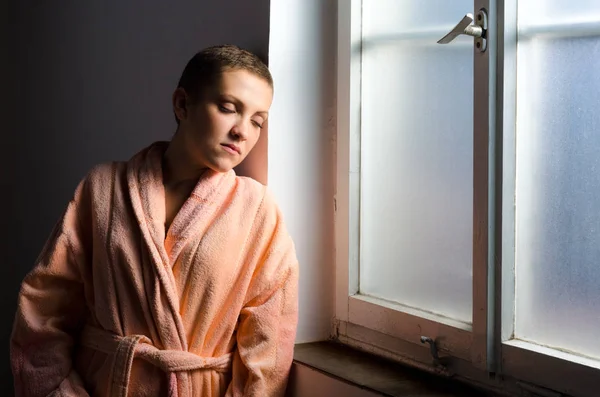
[11,181,91,397]
[226,191,299,397]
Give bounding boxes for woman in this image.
[11,45,299,397]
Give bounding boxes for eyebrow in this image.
[220,94,269,119]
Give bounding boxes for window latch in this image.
[420,336,442,367]
[437,9,488,52]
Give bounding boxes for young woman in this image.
[11,45,299,397]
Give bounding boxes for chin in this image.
[210,166,233,173]
[207,161,237,174]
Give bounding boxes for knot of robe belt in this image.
[80,325,233,397]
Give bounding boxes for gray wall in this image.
[1,0,270,389]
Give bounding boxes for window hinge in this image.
[332,319,341,340]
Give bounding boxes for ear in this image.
[172,87,190,122]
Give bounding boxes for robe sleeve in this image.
[226,191,300,397]
[11,180,91,397]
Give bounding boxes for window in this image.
[335,1,600,395]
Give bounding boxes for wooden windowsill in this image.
[293,342,501,397]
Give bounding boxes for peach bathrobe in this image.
[11,142,299,396]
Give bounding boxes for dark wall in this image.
[1,0,270,389]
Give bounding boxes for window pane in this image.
[515,2,600,359]
[360,0,473,323]
[519,0,600,24]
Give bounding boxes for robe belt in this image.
[80,325,233,397]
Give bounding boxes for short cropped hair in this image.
[174,45,273,124]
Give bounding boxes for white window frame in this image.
[335,0,494,373]
[499,2,600,396]
[335,1,600,396]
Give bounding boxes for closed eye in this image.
[219,104,236,114]
[252,120,264,129]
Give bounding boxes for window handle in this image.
[420,336,442,367]
[437,10,488,52]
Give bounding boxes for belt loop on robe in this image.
[80,325,233,397]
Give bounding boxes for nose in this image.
[230,119,249,140]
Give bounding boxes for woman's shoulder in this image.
[79,160,135,195]
[234,176,286,222]
[234,175,266,193]
[85,161,125,183]
[235,176,276,206]
[72,161,127,202]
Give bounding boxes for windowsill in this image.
[293,342,500,397]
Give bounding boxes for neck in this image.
[162,130,207,187]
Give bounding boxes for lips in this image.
[221,143,241,155]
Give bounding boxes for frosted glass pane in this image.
[360,1,473,323]
[515,14,600,357]
[363,0,476,37]
[519,0,600,26]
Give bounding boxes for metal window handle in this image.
[420,336,441,366]
[437,10,488,52]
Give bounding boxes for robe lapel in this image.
[164,168,236,266]
[126,142,188,351]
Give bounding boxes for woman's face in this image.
[174,69,273,173]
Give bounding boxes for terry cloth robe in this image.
[10,142,299,397]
